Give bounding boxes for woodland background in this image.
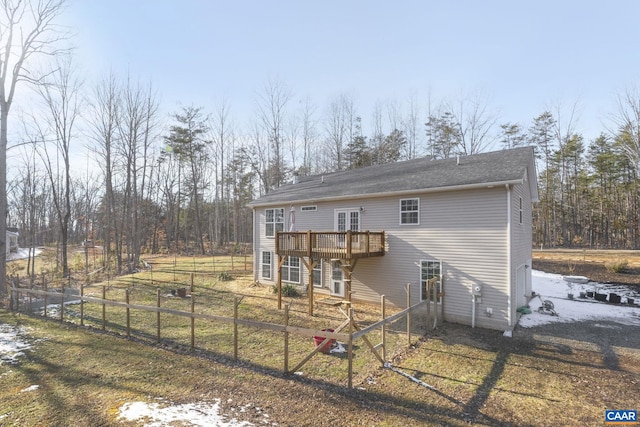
[5,1,640,283]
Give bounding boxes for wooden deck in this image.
[275,230,385,259]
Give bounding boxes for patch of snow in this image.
[562,275,589,284]
[20,385,39,393]
[7,247,42,262]
[517,270,640,328]
[118,398,264,426]
[39,300,82,319]
[0,324,32,365]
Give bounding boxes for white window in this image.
[261,251,272,280]
[420,260,442,303]
[265,208,284,237]
[519,197,523,225]
[400,198,419,225]
[281,256,300,284]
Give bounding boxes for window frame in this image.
[281,256,301,284]
[420,260,442,303]
[518,197,523,225]
[400,198,420,225]
[265,208,285,238]
[261,251,272,280]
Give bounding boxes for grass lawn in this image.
[1,251,638,425]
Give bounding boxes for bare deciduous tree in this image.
[402,94,420,159]
[298,96,318,175]
[117,76,159,270]
[0,0,68,293]
[453,93,498,155]
[256,77,291,189]
[87,71,119,271]
[325,93,356,171]
[34,58,80,277]
[611,87,640,172]
[210,98,233,246]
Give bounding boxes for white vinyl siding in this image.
[400,198,419,225]
[511,183,534,324]
[265,208,284,237]
[348,188,510,329]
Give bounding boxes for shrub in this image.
[218,271,233,281]
[270,283,300,297]
[605,259,629,273]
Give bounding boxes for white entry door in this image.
[335,209,360,233]
[330,260,344,297]
[335,209,360,248]
[333,209,359,296]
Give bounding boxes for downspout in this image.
[506,184,512,328]
[471,294,476,328]
[253,208,258,283]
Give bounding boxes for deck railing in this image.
[276,231,385,259]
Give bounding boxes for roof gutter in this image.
[248,178,525,208]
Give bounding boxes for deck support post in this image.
[277,255,287,310]
[301,258,317,316]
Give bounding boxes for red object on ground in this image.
[313,328,335,354]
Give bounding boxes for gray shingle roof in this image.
[249,147,536,207]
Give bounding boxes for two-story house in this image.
[248,147,538,331]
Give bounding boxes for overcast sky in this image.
[59,0,640,146]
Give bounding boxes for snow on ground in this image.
[6,247,42,262]
[518,270,640,328]
[0,324,32,365]
[118,399,270,426]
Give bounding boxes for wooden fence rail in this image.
[8,282,437,388]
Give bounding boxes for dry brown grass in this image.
[1,250,638,426]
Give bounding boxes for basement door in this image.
[330,260,345,297]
